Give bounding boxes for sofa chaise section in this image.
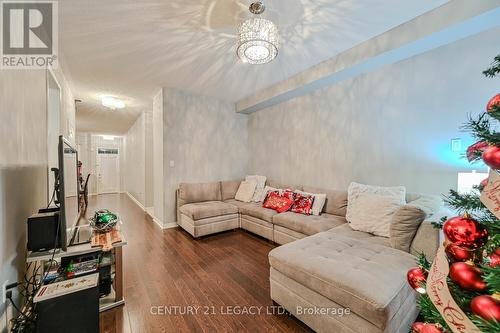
[269,230,420,333]
[177,182,239,237]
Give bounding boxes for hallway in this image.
[89,194,311,333]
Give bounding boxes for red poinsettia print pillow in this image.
[263,192,294,213]
[282,189,295,201]
[291,193,315,215]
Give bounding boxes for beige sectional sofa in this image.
[176,180,443,333]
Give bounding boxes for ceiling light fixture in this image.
[102,96,125,109]
[237,1,278,65]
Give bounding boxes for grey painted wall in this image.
[152,90,164,224]
[0,71,47,332]
[163,88,248,223]
[144,107,154,208]
[124,113,146,206]
[247,28,499,196]
[0,67,75,332]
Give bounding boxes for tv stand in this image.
[27,222,127,312]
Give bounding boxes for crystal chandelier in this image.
[237,1,278,65]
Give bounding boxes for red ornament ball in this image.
[407,267,427,294]
[482,145,500,170]
[411,322,443,333]
[488,249,500,268]
[471,295,500,321]
[443,215,488,248]
[449,262,487,292]
[479,177,489,191]
[466,141,488,162]
[486,93,500,112]
[411,322,425,332]
[422,324,443,333]
[445,243,477,262]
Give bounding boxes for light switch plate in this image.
[451,138,462,152]
[169,160,175,168]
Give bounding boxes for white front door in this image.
[97,148,119,194]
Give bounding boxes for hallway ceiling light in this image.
[102,135,115,141]
[102,96,125,109]
[237,1,278,65]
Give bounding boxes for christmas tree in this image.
[407,55,500,333]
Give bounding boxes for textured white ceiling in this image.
[61,0,449,134]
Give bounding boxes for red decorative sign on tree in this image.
[426,246,481,333]
[480,170,500,219]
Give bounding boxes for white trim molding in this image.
[143,204,178,230]
[125,191,146,211]
[163,222,179,229]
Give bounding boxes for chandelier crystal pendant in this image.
[237,1,278,65]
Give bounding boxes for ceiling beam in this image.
[236,0,500,114]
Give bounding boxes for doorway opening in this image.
[97,147,120,194]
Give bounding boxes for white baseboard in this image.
[149,212,165,229]
[125,193,177,230]
[144,206,175,230]
[163,222,178,229]
[125,191,146,211]
[145,206,154,216]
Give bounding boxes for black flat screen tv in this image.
[58,135,80,251]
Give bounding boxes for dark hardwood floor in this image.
[85,193,312,333]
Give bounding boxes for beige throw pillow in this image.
[390,205,427,252]
[294,190,327,216]
[347,182,406,223]
[246,175,267,202]
[235,181,257,202]
[348,193,402,237]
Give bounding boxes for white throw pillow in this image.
[259,185,281,202]
[348,193,402,237]
[346,182,406,223]
[294,190,326,216]
[245,175,267,202]
[235,181,257,202]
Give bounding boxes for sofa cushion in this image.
[179,201,238,220]
[303,186,348,216]
[239,202,279,223]
[179,182,221,204]
[267,180,303,191]
[224,199,253,210]
[221,180,242,201]
[328,223,391,247]
[268,231,416,329]
[390,205,427,252]
[273,212,346,236]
